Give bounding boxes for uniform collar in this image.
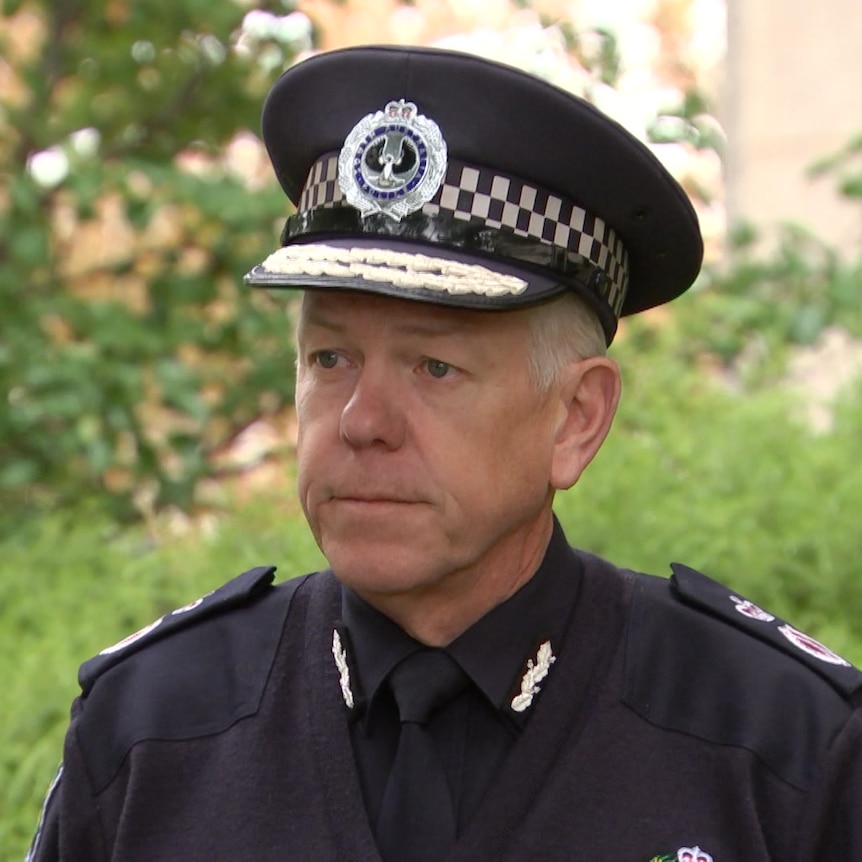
[340,586,422,721]
[340,516,581,728]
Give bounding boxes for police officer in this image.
[30,45,862,861]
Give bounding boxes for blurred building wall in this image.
[725,0,862,251]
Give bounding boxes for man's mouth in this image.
[333,495,421,504]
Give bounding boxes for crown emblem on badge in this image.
[338,99,448,221]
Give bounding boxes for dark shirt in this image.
[341,518,581,834]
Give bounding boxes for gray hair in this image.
[526,293,608,392]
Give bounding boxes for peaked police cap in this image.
[245,45,703,343]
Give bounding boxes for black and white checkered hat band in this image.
[297,153,630,317]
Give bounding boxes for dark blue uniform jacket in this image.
[29,547,862,861]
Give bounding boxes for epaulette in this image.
[75,567,310,793]
[79,565,278,695]
[670,563,862,700]
[624,564,862,791]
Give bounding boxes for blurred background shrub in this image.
[1,0,305,521]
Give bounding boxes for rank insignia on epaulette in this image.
[670,563,862,697]
[97,591,213,656]
[778,623,851,667]
[730,595,774,622]
[99,615,166,656]
[79,565,277,694]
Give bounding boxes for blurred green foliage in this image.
[565,314,862,665]
[0,0,306,519]
[702,226,862,356]
[809,130,862,202]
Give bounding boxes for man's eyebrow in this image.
[298,308,347,334]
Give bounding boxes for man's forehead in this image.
[299,290,531,339]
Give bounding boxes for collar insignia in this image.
[338,99,448,222]
[650,847,714,862]
[511,640,556,713]
[331,629,355,709]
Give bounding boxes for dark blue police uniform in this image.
[29,524,862,859]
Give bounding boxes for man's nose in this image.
[339,367,406,450]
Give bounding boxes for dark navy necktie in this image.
[375,648,469,862]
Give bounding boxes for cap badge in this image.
[338,99,447,222]
[511,640,556,713]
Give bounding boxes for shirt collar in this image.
[341,585,422,722]
[448,516,581,726]
[340,516,581,727]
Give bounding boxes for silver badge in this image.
[332,629,355,709]
[338,99,447,221]
[511,640,556,713]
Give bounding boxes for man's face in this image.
[294,290,563,604]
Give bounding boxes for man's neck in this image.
[353,512,555,646]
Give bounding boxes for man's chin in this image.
[323,539,446,597]
[315,500,434,549]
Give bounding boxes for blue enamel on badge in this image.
[338,99,447,221]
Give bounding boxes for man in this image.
[31,45,862,861]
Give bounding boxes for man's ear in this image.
[549,357,621,491]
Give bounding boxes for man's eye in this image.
[313,350,340,369]
[425,359,453,379]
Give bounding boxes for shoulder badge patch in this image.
[670,563,862,698]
